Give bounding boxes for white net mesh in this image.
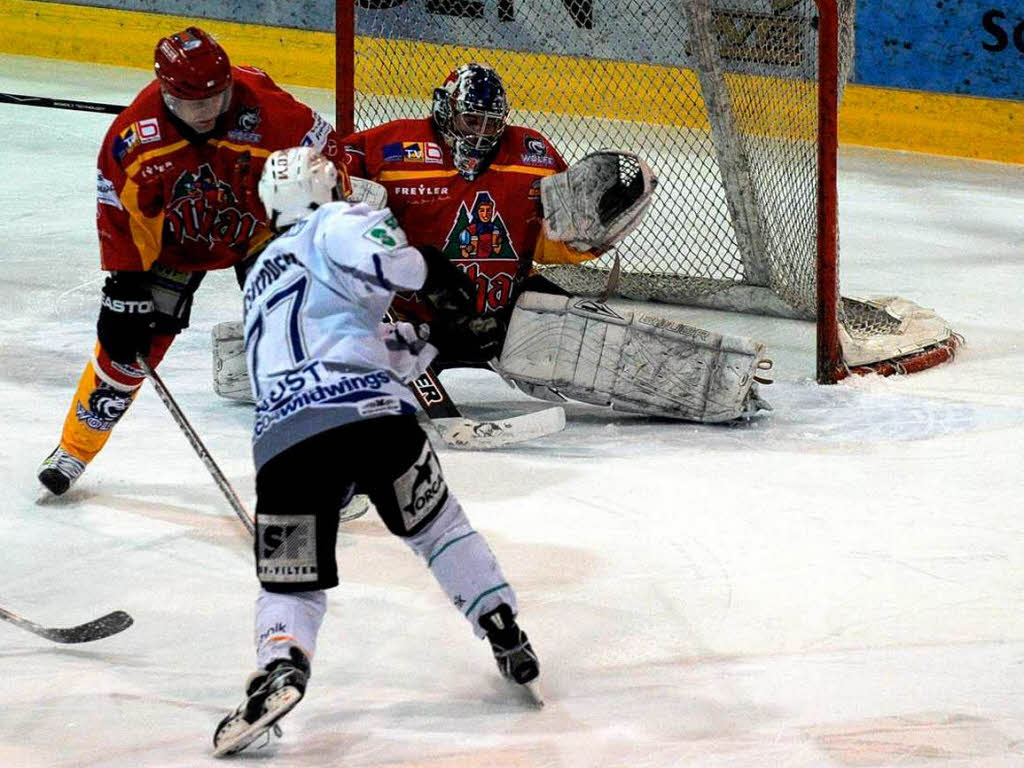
[348,1,955,372]
[351,0,853,321]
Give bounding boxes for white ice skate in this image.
[37,446,86,496]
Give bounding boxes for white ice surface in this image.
[2,55,1024,767]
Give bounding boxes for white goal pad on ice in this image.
[497,292,770,423]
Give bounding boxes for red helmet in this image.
[154,27,231,100]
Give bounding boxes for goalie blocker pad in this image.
[497,292,770,423]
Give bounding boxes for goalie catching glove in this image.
[541,150,657,251]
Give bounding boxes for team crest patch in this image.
[521,135,555,167]
[442,191,518,261]
[75,387,133,431]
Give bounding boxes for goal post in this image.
[335,0,958,383]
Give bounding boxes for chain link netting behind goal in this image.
[342,0,958,376]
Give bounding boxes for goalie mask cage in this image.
[335,0,958,384]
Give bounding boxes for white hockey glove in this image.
[497,292,771,423]
[541,151,657,251]
[380,321,438,383]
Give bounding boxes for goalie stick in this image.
[409,367,566,449]
[0,604,133,644]
[384,312,566,449]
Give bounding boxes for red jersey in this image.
[97,66,341,272]
[341,118,590,319]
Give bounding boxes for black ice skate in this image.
[213,647,310,758]
[37,446,86,496]
[478,604,543,706]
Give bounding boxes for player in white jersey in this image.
[213,147,541,758]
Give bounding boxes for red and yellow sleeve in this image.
[532,233,598,266]
[96,131,165,272]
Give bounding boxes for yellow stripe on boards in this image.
[839,85,1024,165]
[0,0,1021,164]
[0,0,335,89]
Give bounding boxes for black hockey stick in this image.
[137,358,256,536]
[0,92,125,115]
[139,359,370,530]
[0,605,133,644]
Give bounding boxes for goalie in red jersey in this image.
[37,26,345,496]
[336,63,598,364]
[212,64,769,424]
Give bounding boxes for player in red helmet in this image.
[37,26,346,496]
[153,26,233,134]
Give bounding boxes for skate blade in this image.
[213,687,302,758]
[523,679,544,708]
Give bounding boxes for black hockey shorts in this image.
[254,415,451,593]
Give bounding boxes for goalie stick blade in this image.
[0,608,134,644]
[433,407,566,449]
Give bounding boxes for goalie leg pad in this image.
[213,320,254,402]
[497,292,770,423]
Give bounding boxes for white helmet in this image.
[258,146,352,230]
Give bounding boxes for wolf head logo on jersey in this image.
[164,162,260,247]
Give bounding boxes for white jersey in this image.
[242,201,437,469]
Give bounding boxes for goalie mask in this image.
[258,147,353,231]
[432,64,510,180]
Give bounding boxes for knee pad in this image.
[369,436,450,538]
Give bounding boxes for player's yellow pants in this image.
[56,334,175,463]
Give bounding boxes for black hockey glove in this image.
[428,314,506,364]
[97,272,156,365]
[417,245,479,318]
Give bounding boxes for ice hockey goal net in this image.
[335,0,957,383]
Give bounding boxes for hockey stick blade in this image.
[0,607,133,644]
[433,406,566,449]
